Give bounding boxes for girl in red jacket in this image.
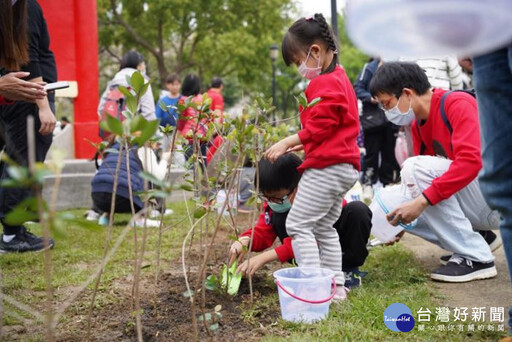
[265,13,360,301]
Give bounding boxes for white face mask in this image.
[384,95,416,126]
[298,47,322,80]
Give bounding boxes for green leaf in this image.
[7,166,28,181]
[193,207,207,219]
[4,197,39,226]
[130,71,145,94]
[180,184,193,192]
[146,190,169,199]
[125,95,138,115]
[182,290,193,298]
[308,97,322,108]
[205,275,218,291]
[118,86,132,98]
[130,114,147,134]
[295,92,308,109]
[198,313,212,322]
[209,323,219,331]
[138,171,166,188]
[105,115,124,136]
[132,119,159,146]
[139,82,151,97]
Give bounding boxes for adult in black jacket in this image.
[354,58,400,192]
[0,0,56,253]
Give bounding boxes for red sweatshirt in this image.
[297,65,360,172]
[0,96,13,105]
[412,88,482,205]
[206,89,224,124]
[240,200,347,262]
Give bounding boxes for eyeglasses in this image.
[377,93,402,111]
[258,189,294,204]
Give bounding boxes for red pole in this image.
[72,0,100,158]
[38,0,100,159]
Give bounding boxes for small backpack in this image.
[99,85,129,138]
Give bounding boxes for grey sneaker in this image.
[0,227,55,254]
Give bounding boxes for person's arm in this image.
[353,63,373,102]
[139,83,157,121]
[265,134,301,162]
[446,56,464,90]
[137,146,167,180]
[236,249,279,277]
[228,206,278,266]
[29,76,55,135]
[422,96,482,205]
[0,72,46,102]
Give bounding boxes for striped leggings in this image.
[286,163,359,285]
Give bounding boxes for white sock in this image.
[3,234,15,243]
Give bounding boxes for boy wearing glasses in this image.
[369,62,500,282]
[228,153,372,288]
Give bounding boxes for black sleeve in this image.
[22,0,43,80]
[21,0,56,84]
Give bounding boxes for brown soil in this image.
[54,229,285,342]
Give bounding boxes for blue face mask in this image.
[384,95,415,126]
[267,198,292,213]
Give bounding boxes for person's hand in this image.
[370,97,379,104]
[287,144,303,152]
[387,195,428,226]
[265,140,289,162]
[228,239,248,267]
[0,72,46,102]
[385,231,406,246]
[236,253,269,277]
[38,106,56,135]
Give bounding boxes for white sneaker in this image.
[149,209,174,218]
[132,217,161,228]
[362,185,374,205]
[332,285,350,303]
[85,210,100,221]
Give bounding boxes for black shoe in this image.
[0,227,55,254]
[431,256,497,282]
[439,230,502,265]
[479,230,502,251]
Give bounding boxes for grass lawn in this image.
[0,201,507,341]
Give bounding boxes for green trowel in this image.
[221,261,242,295]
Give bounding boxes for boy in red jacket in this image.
[228,153,372,288]
[369,62,500,283]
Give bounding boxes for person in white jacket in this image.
[97,50,156,121]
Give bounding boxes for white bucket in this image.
[273,267,336,323]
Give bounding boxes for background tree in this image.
[97,0,295,103]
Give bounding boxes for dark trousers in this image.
[276,201,372,270]
[362,124,400,186]
[334,201,372,270]
[0,101,53,236]
[91,192,143,214]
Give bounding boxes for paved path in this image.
[401,232,512,323]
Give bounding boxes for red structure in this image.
[38,0,100,159]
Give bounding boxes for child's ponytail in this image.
[313,13,338,54]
